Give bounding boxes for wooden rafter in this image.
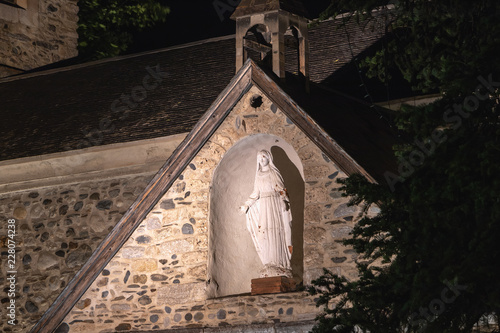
[243,39,272,55]
[0,0,27,8]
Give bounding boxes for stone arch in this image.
[243,24,272,65]
[285,24,308,80]
[285,24,304,41]
[285,25,300,75]
[207,134,305,298]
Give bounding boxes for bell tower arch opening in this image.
[243,24,272,65]
[231,0,310,87]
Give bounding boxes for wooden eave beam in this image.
[0,0,27,9]
[243,39,272,55]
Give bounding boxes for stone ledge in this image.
[0,134,186,194]
[130,320,315,333]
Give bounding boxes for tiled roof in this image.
[0,17,406,175]
[307,18,418,102]
[282,75,404,184]
[0,37,236,161]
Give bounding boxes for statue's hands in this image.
[239,205,248,215]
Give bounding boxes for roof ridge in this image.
[0,34,236,84]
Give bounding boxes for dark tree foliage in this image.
[77,0,170,60]
[310,1,500,332]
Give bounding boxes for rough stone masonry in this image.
[61,86,366,332]
[0,0,79,77]
[0,175,152,333]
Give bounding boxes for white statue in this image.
[240,150,293,278]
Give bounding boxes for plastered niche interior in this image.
[208,134,304,298]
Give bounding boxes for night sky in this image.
[130,0,332,53]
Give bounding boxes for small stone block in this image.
[250,276,296,295]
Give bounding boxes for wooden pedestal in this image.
[251,276,296,295]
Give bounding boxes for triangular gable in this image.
[30,59,374,333]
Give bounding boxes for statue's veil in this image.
[256,150,286,192]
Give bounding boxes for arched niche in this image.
[207,134,305,298]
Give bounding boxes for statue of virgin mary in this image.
[240,150,293,278]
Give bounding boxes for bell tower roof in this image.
[231,0,308,19]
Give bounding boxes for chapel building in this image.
[0,1,424,332]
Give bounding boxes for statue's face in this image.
[258,153,270,167]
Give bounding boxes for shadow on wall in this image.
[208,134,304,298]
[271,145,305,283]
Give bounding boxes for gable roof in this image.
[30,58,395,333]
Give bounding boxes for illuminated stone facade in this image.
[0,0,78,77]
[60,86,363,332]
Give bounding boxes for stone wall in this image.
[0,174,152,332]
[0,0,78,77]
[62,86,365,332]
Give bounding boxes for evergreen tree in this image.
[310,1,500,332]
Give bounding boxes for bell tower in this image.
[231,0,309,83]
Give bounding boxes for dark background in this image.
[130,0,332,52]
